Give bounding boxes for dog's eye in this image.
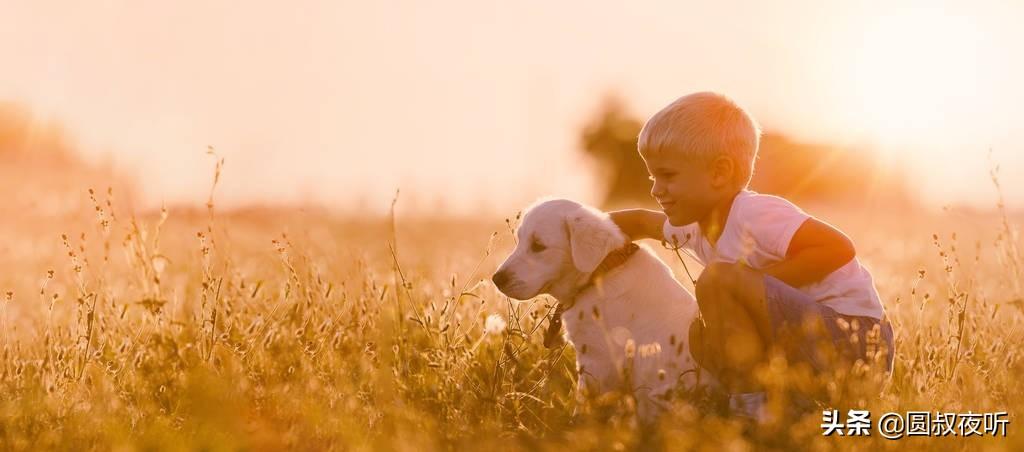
[530,239,546,253]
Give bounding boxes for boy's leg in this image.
[687,265,895,416]
[688,262,774,393]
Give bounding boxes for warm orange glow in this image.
[850,8,996,149]
[1,2,1022,211]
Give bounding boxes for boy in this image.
[609,92,894,422]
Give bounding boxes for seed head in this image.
[483,313,507,335]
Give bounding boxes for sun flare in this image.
[850,8,995,150]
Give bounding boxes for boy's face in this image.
[641,149,724,226]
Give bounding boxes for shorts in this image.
[763,275,896,376]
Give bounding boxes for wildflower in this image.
[639,342,662,358]
[625,339,636,359]
[152,255,169,275]
[484,313,507,335]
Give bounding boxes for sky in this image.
[2,0,1023,216]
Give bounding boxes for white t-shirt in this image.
[662,190,885,320]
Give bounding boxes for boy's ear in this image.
[710,155,736,188]
[566,209,621,273]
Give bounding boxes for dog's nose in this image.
[492,270,511,289]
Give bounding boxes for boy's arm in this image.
[760,218,856,287]
[607,208,667,242]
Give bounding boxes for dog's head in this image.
[492,198,627,300]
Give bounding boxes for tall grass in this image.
[0,158,1021,450]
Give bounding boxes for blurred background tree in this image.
[0,102,135,220]
[579,94,655,210]
[580,93,912,211]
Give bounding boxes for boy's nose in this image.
[650,183,665,199]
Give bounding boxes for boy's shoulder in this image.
[730,190,808,221]
[727,190,812,251]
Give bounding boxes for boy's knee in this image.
[696,262,767,318]
[695,265,746,319]
[695,262,748,297]
[695,265,725,311]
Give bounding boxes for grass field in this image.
[1,175,1022,450]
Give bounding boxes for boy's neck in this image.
[698,189,742,247]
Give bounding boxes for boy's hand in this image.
[761,218,856,287]
[607,208,667,242]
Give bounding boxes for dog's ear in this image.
[566,208,621,273]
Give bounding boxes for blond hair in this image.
[638,92,761,188]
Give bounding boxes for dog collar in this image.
[543,241,640,349]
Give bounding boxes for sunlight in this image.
[849,7,994,151]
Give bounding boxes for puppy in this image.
[492,197,710,422]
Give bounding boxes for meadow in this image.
[1,170,1022,451]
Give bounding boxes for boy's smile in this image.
[640,149,722,228]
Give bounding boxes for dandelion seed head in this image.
[484,313,506,335]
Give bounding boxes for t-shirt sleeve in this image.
[739,195,812,259]
[662,218,699,252]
